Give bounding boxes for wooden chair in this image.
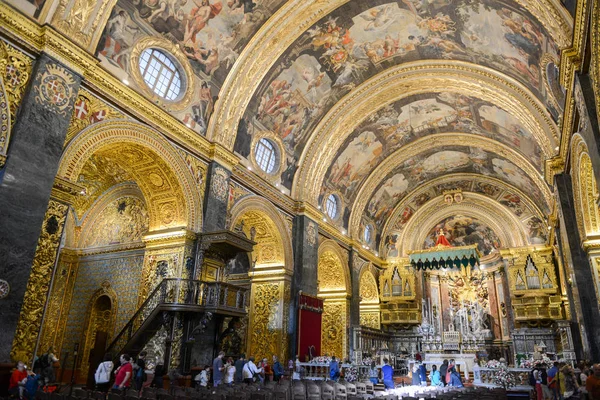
[343,383,356,396]
[362,382,374,395]
[354,382,366,396]
[305,382,320,400]
[319,383,334,400]
[333,383,346,400]
[291,382,306,400]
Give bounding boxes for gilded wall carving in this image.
[360,270,379,304]
[39,253,78,358]
[11,200,69,363]
[322,301,347,359]
[248,282,282,362]
[235,211,284,266]
[571,134,600,240]
[0,40,32,166]
[51,0,116,50]
[66,89,125,146]
[33,62,77,117]
[592,0,600,130]
[139,250,181,306]
[318,251,345,290]
[360,312,380,330]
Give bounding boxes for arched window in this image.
[139,48,182,100]
[364,225,373,243]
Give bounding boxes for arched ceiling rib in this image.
[294,62,558,201]
[347,135,552,234]
[211,0,571,149]
[380,174,546,244]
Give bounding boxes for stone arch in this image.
[571,133,600,240]
[58,120,202,232]
[228,195,293,272]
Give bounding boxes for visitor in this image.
[532,366,543,400]
[439,359,449,386]
[194,365,210,388]
[24,370,41,400]
[449,367,463,388]
[224,358,236,386]
[548,362,560,400]
[242,356,263,385]
[34,347,59,385]
[561,364,579,398]
[585,364,600,399]
[8,361,29,399]
[234,354,246,383]
[446,359,456,384]
[293,355,301,380]
[368,361,378,385]
[94,353,114,393]
[411,363,421,386]
[113,354,133,390]
[212,351,225,387]
[134,351,147,390]
[272,355,284,382]
[329,356,340,381]
[259,357,271,383]
[382,358,394,389]
[430,365,442,387]
[152,364,165,388]
[419,362,428,386]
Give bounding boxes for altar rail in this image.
[296,363,378,380]
[476,367,531,387]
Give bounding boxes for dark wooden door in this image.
[86,331,108,389]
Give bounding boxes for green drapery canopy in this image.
[408,244,480,270]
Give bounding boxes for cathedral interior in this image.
[0,0,599,393]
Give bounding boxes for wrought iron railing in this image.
[106,279,248,356]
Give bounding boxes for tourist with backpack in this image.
[134,351,147,390]
[94,354,114,393]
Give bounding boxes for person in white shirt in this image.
[242,357,263,385]
[94,354,114,393]
[224,358,236,386]
[194,365,210,387]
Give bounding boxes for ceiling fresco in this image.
[321,91,543,205]
[235,0,561,189]
[95,0,286,134]
[423,215,501,256]
[333,145,545,230]
[379,177,548,258]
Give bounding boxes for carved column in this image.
[288,215,319,358]
[0,54,81,363]
[556,173,600,360]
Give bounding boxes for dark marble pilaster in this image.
[288,215,319,358]
[0,54,81,363]
[202,162,231,233]
[348,250,362,328]
[575,76,600,185]
[555,173,600,360]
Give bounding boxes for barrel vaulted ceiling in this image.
[14,0,573,258]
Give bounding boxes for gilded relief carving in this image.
[322,301,347,359]
[211,166,229,202]
[51,0,116,50]
[571,134,600,240]
[11,200,69,363]
[66,89,125,146]
[360,312,380,330]
[360,270,379,304]
[248,282,281,362]
[33,63,77,117]
[318,251,345,290]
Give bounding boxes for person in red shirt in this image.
[9,361,29,398]
[113,354,133,390]
[586,364,600,400]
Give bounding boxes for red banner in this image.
[297,293,323,361]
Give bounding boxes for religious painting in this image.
[433,180,473,195]
[316,92,543,225]
[96,0,286,134]
[499,192,525,217]
[423,215,501,256]
[472,182,502,198]
[359,146,546,233]
[384,233,400,258]
[526,216,547,244]
[81,196,149,248]
[240,0,558,187]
